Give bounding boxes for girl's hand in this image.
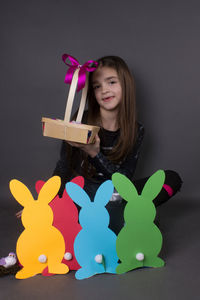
[67,134,100,158]
[16,209,23,218]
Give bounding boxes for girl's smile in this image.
[102,96,114,102]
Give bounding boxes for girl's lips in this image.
[103,96,114,102]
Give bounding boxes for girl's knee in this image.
[164,170,183,193]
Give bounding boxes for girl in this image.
[53,55,182,234]
[9,55,181,277]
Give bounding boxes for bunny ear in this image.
[9,179,35,207]
[66,182,90,207]
[37,176,61,204]
[141,170,165,201]
[71,176,84,189]
[112,173,138,202]
[94,180,114,206]
[35,180,45,194]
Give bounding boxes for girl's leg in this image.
[80,170,182,234]
[133,170,183,207]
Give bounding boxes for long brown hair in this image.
[87,55,137,162]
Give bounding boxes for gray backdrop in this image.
[1,0,199,202]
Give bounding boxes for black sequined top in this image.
[53,120,144,196]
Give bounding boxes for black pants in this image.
[105,170,182,234]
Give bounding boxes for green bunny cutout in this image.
[112,170,165,274]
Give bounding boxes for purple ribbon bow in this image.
[62,54,98,92]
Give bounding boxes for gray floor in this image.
[0,196,199,300]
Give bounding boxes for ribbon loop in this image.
[62,54,98,92]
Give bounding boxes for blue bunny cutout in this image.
[66,180,119,280]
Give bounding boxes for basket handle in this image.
[64,69,88,123]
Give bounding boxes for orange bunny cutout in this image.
[9,176,69,279]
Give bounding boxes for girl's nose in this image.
[101,84,109,94]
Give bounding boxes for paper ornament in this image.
[35,176,84,276]
[9,176,69,279]
[111,170,165,274]
[66,180,119,280]
[0,253,17,268]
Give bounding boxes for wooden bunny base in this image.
[42,118,99,144]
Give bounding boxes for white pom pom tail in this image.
[136,253,144,261]
[38,254,47,263]
[64,252,73,261]
[95,254,103,264]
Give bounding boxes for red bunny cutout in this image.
[35,176,84,276]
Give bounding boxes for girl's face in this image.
[92,66,122,113]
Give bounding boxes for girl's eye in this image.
[93,85,100,90]
[109,81,116,85]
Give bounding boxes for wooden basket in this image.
[42,68,100,144]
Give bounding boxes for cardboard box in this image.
[42,118,100,144]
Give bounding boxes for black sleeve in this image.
[53,141,71,197]
[89,124,145,180]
